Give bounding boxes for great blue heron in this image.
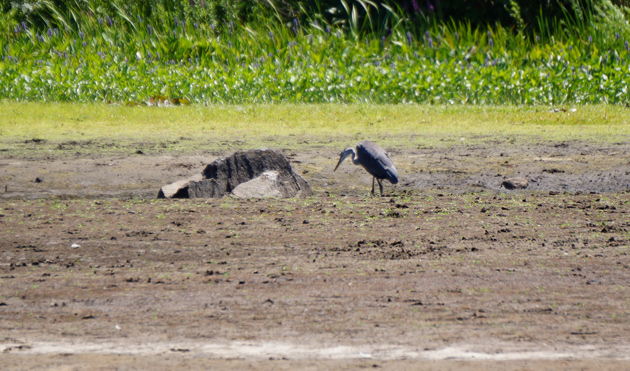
[334,140,399,196]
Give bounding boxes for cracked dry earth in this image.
[1,138,630,370]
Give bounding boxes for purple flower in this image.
[326,26,331,34]
[21,21,27,31]
[47,28,53,37]
[625,41,629,51]
[535,34,540,43]
[616,32,620,40]
[211,23,215,32]
[454,32,459,40]
[411,0,420,13]
[427,38,433,48]
[588,35,592,43]
[489,38,493,48]
[413,51,419,58]
[425,30,430,40]
[173,29,177,37]
[228,41,232,48]
[107,16,113,27]
[79,31,84,39]
[137,15,143,24]
[174,16,179,26]
[147,25,153,36]
[98,17,103,25]
[194,22,198,30]
[406,31,412,46]
[381,36,386,48]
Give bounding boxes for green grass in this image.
[1,102,629,157]
[2,2,630,105]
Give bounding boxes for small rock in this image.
[157,174,203,198]
[502,177,528,190]
[71,243,81,249]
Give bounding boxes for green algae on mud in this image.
[2,102,630,159]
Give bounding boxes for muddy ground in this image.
[1,137,630,370]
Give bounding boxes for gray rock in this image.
[202,148,311,197]
[231,171,282,198]
[158,149,311,199]
[502,177,529,190]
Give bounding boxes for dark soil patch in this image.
[1,139,630,369]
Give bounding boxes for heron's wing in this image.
[356,141,397,183]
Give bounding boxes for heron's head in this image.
[334,148,354,171]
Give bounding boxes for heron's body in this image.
[334,140,398,196]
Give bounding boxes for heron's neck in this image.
[349,149,360,165]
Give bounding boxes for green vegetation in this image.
[1,1,630,104]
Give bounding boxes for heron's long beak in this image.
[334,150,351,171]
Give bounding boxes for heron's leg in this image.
[377,179,383,196]
[371,177,376,195]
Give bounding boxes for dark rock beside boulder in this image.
[158,149,312,199]
[186,178,224,198]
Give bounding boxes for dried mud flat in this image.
[1,138,630,370]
